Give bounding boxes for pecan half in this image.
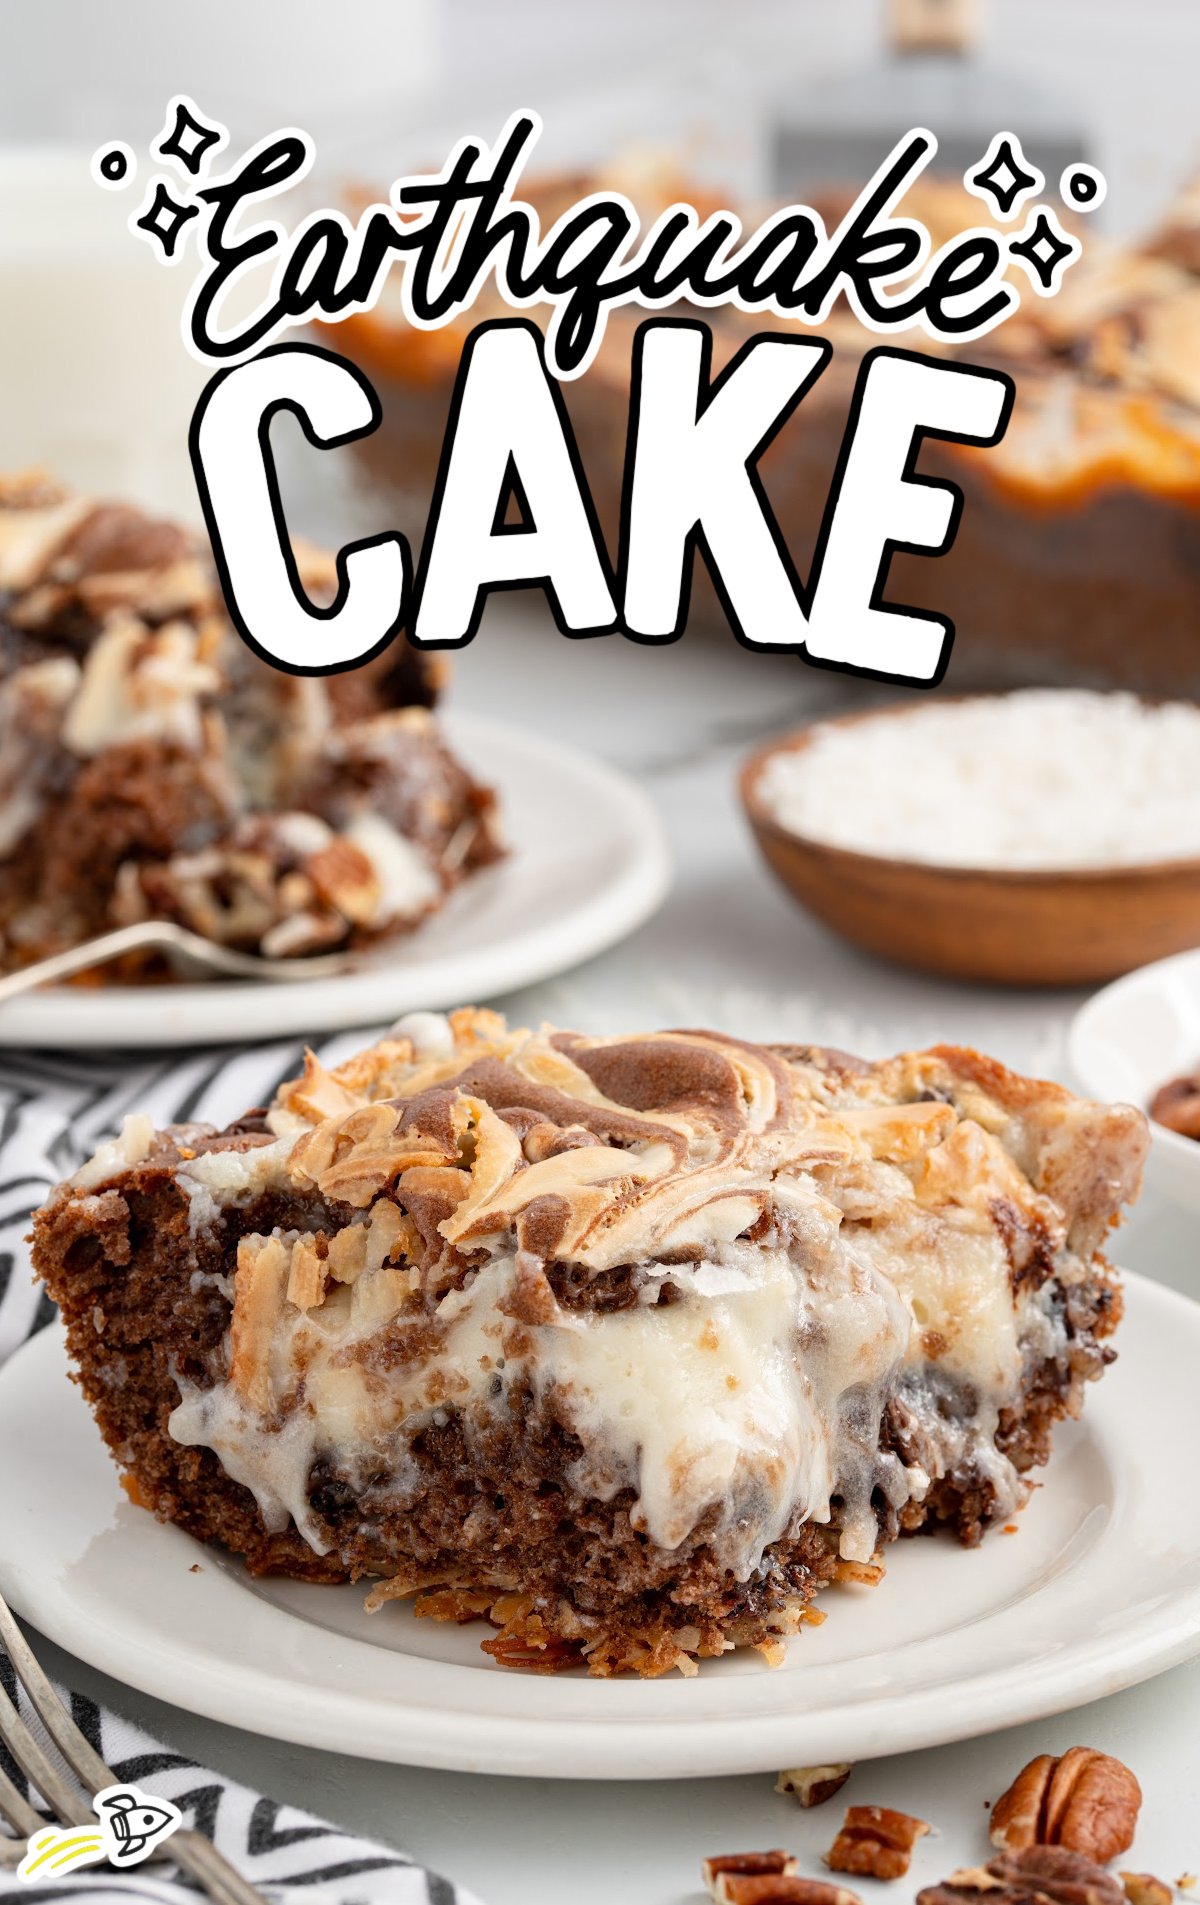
[776,1765,854,1809]
[991,1750,1142,1864]
[919,1847,1126,1905]
[827,1805,930,1880]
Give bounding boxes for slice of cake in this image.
[0,473,501,973]
[32,1010,1147,1677]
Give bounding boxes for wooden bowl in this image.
[739,713,1200,988]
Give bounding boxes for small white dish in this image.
[0,714,670,1049]
[3,1275,1199,1781]
[1069,948,1200,1215]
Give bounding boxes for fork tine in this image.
[0,1596,267,1905]
[0,1669,93,1826]
[0,1597,109,1796]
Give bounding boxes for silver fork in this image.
[0,1591,264,1904]
[0,921,362,1005]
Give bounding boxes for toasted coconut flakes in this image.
[835,1559,886,1586]
[229,1234,290,1411]
[326,1222,370,1284]
[286,1235,327,1311]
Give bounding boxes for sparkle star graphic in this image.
[1008,207,1081,296]
[965,133,1043,220]
[152,96,227,176]
[131,178,200,261]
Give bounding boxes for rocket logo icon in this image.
[96,1787,183,1863]
[16,1783,182,1883]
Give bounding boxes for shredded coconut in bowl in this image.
[757,690,1200,872]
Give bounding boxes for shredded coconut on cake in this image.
[758,691,1200,871]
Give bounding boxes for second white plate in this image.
[0,713,671,1048]
[2,1272,1198,1780]
[1069,947,1200,1216]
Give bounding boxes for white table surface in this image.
[17,597,1200,1902]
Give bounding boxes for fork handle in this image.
[171,1828,270,1905]
[0,923,176,1005]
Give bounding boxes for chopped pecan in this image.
[990,1750,1142,1864]
[1121,1876,1174,1905]
[775,1765,854,1809]
[702,1852,797,1897]
[712,1879,860,1905]
[919,1847,1126,1905]
[918,1866,1006,1903]
[1149,1073,1200,1139]
[828,1805,930,1880]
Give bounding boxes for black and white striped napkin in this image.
[0,1034,485,1905]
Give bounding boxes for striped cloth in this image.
[0,1034,485,1905]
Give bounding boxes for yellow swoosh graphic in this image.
[19,1828,105,1880]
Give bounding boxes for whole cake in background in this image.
[34,1008,1147,1678]
[334,166,1200,695]
[0,472,501,975]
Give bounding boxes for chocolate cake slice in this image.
[32,1010,1147,1677]
[0,473,501,974]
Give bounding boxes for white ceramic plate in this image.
[1069,949,1200,1215]
[0,714,670,1049]
[3,1274,1199,1780]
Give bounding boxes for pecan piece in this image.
[703,1853,797,1898]
[920,1847,1127,1905]
[995,1848,1126,1905]
[1149,1073,1200,1139]
[1121,1877,1174,1905]
[917,1865,1007,1904]
[828,1805,930,1880]
[776,1764,854,1809]
[712,1879,861,1905]
[990,1750,1142,1864]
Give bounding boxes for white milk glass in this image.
[0,148,207,519]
